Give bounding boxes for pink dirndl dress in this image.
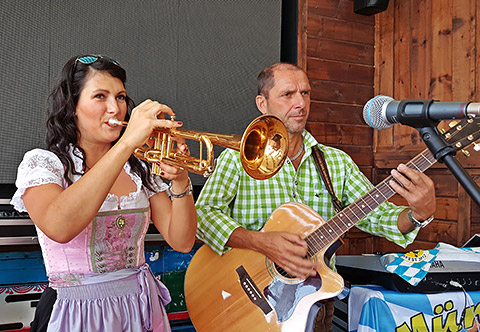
[11,148,172,332]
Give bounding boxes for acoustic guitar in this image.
[185,118,480,331]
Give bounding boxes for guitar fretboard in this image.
[305,148,436,257]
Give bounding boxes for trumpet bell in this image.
[240,115,289,180]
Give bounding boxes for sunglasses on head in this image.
[75,55,121,67]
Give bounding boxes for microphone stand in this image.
[416,125,480,207]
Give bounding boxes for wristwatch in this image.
[408,209,434,228]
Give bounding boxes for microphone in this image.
[363,95,480,129]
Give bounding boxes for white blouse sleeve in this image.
[10,149,65,212]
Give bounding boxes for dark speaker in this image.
[354,0,390,16]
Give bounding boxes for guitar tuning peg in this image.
[439,128,446,134]
[461,149,471,157]
[449,121,460,128]
[474,143,480,152]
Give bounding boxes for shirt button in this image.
[294,181,298,186]
[292,193,296,198]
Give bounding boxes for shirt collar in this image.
[302,130,321,157]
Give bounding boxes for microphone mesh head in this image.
[363,95,394,130]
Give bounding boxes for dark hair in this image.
[46,55,154,190]
[257,62,305,98]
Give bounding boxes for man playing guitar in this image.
[194,63,436,331]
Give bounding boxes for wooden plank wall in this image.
[299,0,378,254]
[374,0,480,252]
[300,0,480,254]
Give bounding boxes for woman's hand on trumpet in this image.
[118,99,183,150]
[157,140,191,191]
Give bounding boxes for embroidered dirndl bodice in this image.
[42,207,151,288]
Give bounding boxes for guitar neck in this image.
[305,148,436,257]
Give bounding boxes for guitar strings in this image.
[305,149,436,258]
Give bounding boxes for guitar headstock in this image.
[441,118,480,155]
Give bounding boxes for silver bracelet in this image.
[408,209,434,228]
[167,178,193,199]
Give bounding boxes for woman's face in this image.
[75,70,127,148]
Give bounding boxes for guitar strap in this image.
[311,146,343,213]
[311,145,345,264]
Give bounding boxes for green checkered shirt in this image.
[196,130,418,257]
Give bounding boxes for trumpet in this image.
[109,115,289,180]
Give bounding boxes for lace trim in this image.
[70,146,149,204]
[11,149,64,212]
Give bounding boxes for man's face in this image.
[257,68,311,135]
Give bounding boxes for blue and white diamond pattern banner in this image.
[383,247,439,286]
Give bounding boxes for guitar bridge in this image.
[236,265,272,315]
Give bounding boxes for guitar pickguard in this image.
[264,272,322,322]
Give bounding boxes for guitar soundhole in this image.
[273,263,295,279]
[266,256,317,282]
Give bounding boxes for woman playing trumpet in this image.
[11,55,197,332]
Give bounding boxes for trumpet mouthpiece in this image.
[108,118,123,126]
